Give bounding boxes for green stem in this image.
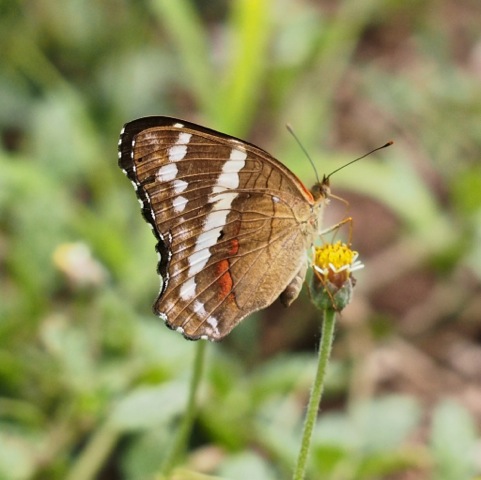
[161,340,207,475]
[293,308,336,480]
[66,420,120,480]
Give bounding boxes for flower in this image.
[53,242,107,288]
[310,241,364,311]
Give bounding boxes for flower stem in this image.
[293,308,336,480]
[161,340,207,475]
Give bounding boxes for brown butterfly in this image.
[118,117,330,340]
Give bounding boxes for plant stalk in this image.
[161,340,207,475]
[293,308,336,480]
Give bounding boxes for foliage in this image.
[1,0,481,479]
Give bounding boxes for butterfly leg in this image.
[279,260,308,307]
[319,216,352,237]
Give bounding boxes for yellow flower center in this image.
[314,241,358,273]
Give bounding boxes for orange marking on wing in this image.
[299,182,314,201]
[228,238,240,256]
[216,259,234,300]
[215,238,239,300]
[289,172,313,202]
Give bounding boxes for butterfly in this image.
[118,116,330,340]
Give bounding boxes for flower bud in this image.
[310,241,363,311]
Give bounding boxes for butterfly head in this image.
[310,175,331,203]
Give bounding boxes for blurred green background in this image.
[1,0,481,479]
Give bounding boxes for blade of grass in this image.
[151,0,213,113]
[208,0,272,135]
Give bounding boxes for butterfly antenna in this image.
[326,141,393,180]
[286,124,321,185]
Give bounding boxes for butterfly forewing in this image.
[119,116,322,340]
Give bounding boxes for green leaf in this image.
[217,451,277,480]
[430,400,478,480]
[110,381,189,431]
[352,395,421,453]
[0,431,35,480]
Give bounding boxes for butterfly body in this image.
[118,117,329,340]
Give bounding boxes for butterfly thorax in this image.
[306,176,331,238]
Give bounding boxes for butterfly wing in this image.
[119,116,321,340]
